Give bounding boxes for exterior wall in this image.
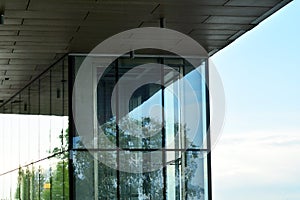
[70,54,210,200]
[0,54,211,200]
[0,57,69,200]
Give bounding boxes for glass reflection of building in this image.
[71,53,211,200]
[0,56,69,199]
[0,53,211,200]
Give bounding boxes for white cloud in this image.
[212,130,300,200]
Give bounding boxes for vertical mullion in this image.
[205,61,212,200]
[93,61,99,200]
[62,59,65,116]
[18,168,21,199]
[19,93,21,114]
[49,70,52,200]
[50,70,52,115]
[28,87,30,114]
[160,58,167,200]
[38,78,41,200]
[175,62,182,199]
[62,59,65,200]
[28,167,30,199]
[31,165,34,200]
[68,55,75,200]
[38,80,41,115]
[115,59,120,200]
[181,59,187,199]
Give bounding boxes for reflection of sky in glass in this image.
[127,64,206,149]
[107,62,208,199]
[0,114,68,198]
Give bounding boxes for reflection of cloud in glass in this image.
[0,114,68,199]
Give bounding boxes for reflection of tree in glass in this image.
[15,130,69,200]
[74,117,205,199]
[15,167,42,199]
[100,116,163,148]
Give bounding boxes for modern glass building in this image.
[0,0,291,199]
[0,57,69,199]
[0,52,210,199]
[70,53,210,199]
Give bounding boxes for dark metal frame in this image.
[0,54,68,110]
[68,56,76,200]
[68,54,212,200]
[206,60,212,200]
[0,54,70,200]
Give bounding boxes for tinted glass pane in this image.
[73,151,95,199]
[72,54,208,200]
[0,57,69,200]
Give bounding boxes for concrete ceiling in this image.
[0,0,292,106]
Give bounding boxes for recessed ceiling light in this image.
[0,14,4,25]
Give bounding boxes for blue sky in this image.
[211,0,300,199]
[1,1,299,198]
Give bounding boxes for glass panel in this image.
[73,151,95,199]
[123,84,163,149]
[97,152,118,199]
[120,169,163,199]
[0,55,69,200]
[165,151,207,200]
[28,115,40,164]
[30,163,41,200]
[20,88,30,115]
[185,151,206,200]
[51,63,64,116]
[97,62,117,147]
[40,158,51,200]
[0,174,10,198]
[97,58,164,150]
[11,170,19,200]
[50,157,69,199]
[29,81,40,115]
[19,114,30,166]
[39,73,51,115]
[3,104,9,113]
[72,54,209,200]
[183,61,207,149]
[63,57,69,116]
[165,65,181,150]
[10,94,21,114]
[73,56,86,149]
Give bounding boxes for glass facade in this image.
[0,56,69,199]
[0,53,210,200]
[70,54,210,200]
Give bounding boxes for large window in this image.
[71,54,210,200]
[0,56,69,200]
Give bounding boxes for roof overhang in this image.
[0,0,292,105]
